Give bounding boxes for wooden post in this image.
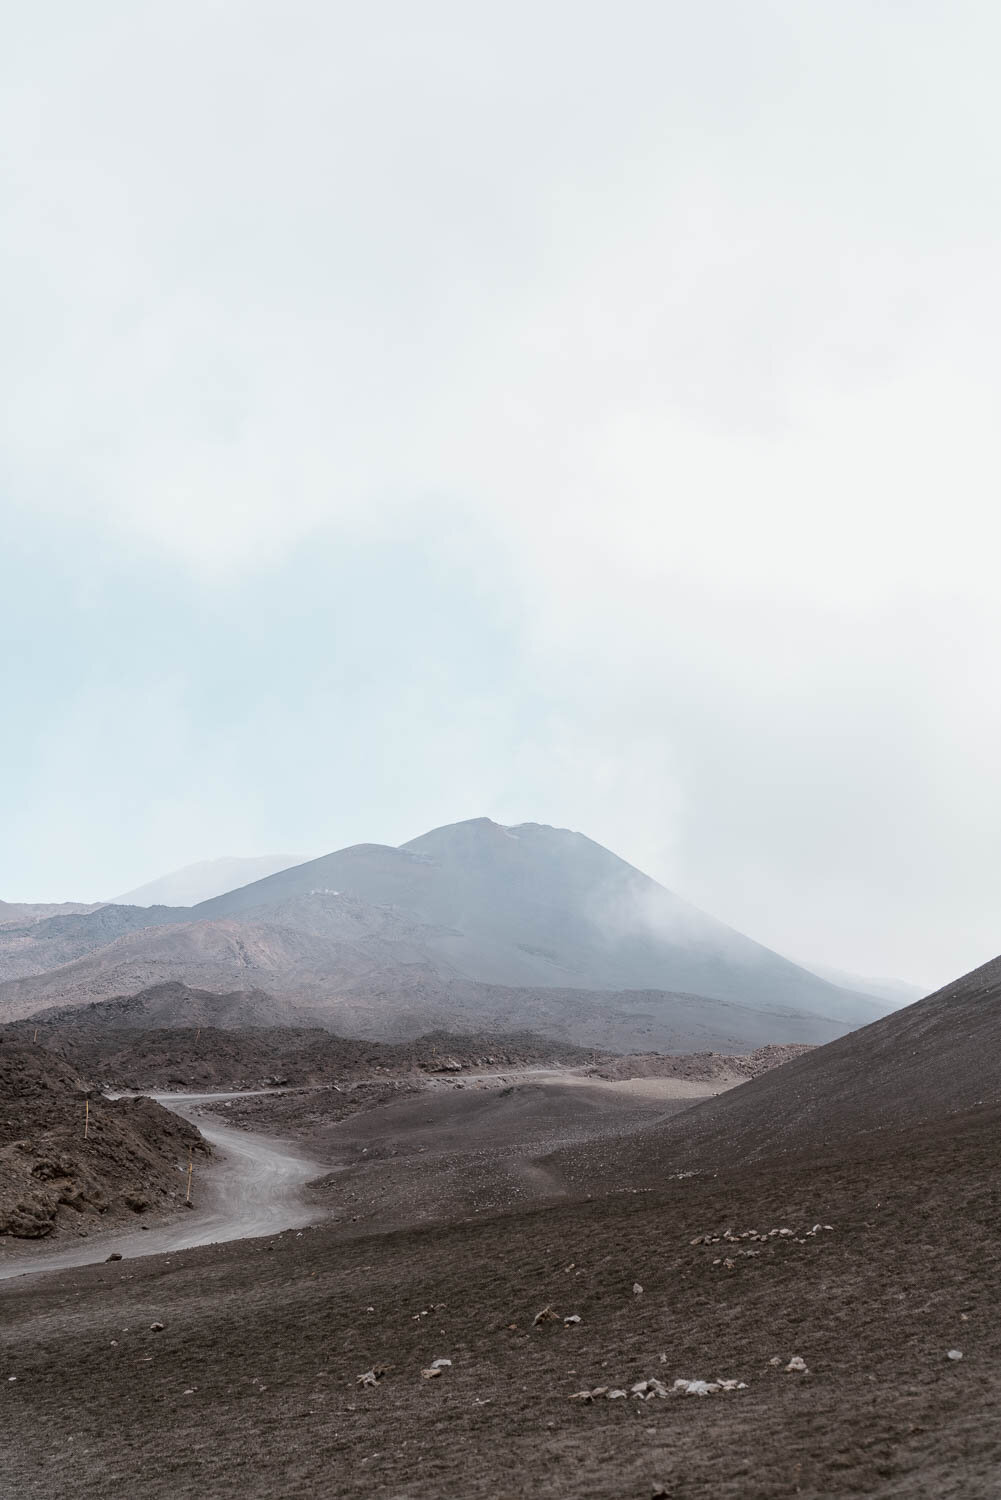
[32,1028,38,1044]
[195,1028,201,1042]
[185,1147,194,1204]
[84,1098,90,1140]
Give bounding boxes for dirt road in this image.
[0,1091,327,1282]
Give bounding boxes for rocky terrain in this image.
[4,1003,599,1092]
[0,1044,207,1241]
[587,1042,812,1084]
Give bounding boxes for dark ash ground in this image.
[2,1089,998,1499]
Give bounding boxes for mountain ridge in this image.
[0,818,887,1049]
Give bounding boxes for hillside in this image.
[0,1043,207,1240]
[548,947,1001,1188]
[0,950,849,1053]
[28,980,320,1031]
[0,903,186,984]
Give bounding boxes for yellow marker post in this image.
[33,1028,38,1044]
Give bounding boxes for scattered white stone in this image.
[563,1314,581,1326]
[673,1379,719,1396]
[356,1370,382,1388]
[768,1356,783,1367]
[607,1388,628,1399]
[630,1379,669,1399]
[633,1283,644,1296]
[420,1366,443,1380]
[946,1349,964,1361]
[785,1357,808,1373]
[431,1358,452,1368]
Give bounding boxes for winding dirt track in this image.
[0,1092,328,1282]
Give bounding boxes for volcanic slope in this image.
[549,946,1001,1189]
[0,903,187,984]
[0,937,850,1051]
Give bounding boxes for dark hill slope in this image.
[191,818,881,1025]
[550,950,1001,1187]
[0,1044,206,1240]
[1,1016,595,1092]
[28,980,317,1031]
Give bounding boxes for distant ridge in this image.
[112,855,308,908]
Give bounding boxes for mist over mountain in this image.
[0,818,887,1049]
[111,855,307,908]
[193,818,884,1025]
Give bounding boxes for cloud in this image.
[3,1,1001,987]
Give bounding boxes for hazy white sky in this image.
[3,1,1000,988]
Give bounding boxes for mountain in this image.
[111,855,307,908]
[192,818,884,1025]
[0,819,885,1049]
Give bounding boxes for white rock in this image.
[946,1349,964,1361]
[632,1283,644,1296]
[785,1357,808,1373]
